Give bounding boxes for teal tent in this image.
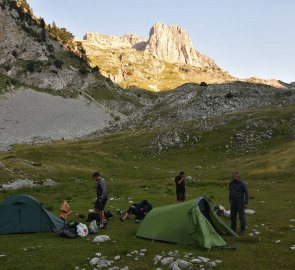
[136,196,237,249]
[0,194,64,235]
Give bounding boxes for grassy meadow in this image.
[0,107,295,270]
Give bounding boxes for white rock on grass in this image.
[168,251,178,257]
[114,255,120,260]
[95,253,102,257]
[154,255,162,261]
[191,258,202,263]
[0,255,6,258]
[155,268,163,270]
[120,267,129,270]
[178,259,192,268]
[249,233,254,237]
[96,259,113,268]
[93,235,110,243]
[275,240,281,243]
[290,245,295,250]
[140,249,147,252]
[90,257,100,266]
[208,261,217,267]
[161,257,174,265]
[198,256,210,263]
[215,260,223,264]
[139,253,145,256]
[290,219,295,222]
[109,267,120,270]
[170,264,181,270]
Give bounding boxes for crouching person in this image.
[120,200,152,222]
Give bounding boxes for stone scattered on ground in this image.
[43,178,57,186]
[290,245,295,250]
[1,179,36,190]
[87,248,222,269]
[160,257,174,265]
[0,178,57,190]
[23,246,42,252]
[92,235,110,243]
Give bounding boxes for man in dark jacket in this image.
[175,171,185,202]
[229,171,248,235]
[93,172,108,229]
[120,200,153,221]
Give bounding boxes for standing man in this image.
[175,171,186,202]
[229,171,248,235]
[92,172,108,229]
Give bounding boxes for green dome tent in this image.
[0,194,64,235]
[136,196,237,249]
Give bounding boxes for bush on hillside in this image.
[78,66,89,75]
[200,81,208,87]
[26,60,36,72]
[53,59,64,69]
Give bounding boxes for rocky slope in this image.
[0,88,111,150]
[0,1,124,149]
[0,0,109,92]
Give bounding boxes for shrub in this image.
[12,50,18,57]
[53,59,64,69]
[225,92,237,99]
[78,66,89,75]
[51,70,58,75]
[40,18,45,29]
[4,64,11,71]
[92,66,100,73]
[46,44,54,53]
[26,60,36,72]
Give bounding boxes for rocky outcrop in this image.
[144,23,218,68]
[83,33,145,49]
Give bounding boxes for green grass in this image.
[0,108,295,269]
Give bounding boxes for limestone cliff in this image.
[144,23,218,69]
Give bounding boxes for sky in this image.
[27,0,295,83]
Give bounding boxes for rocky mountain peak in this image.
[144,22,218,69]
